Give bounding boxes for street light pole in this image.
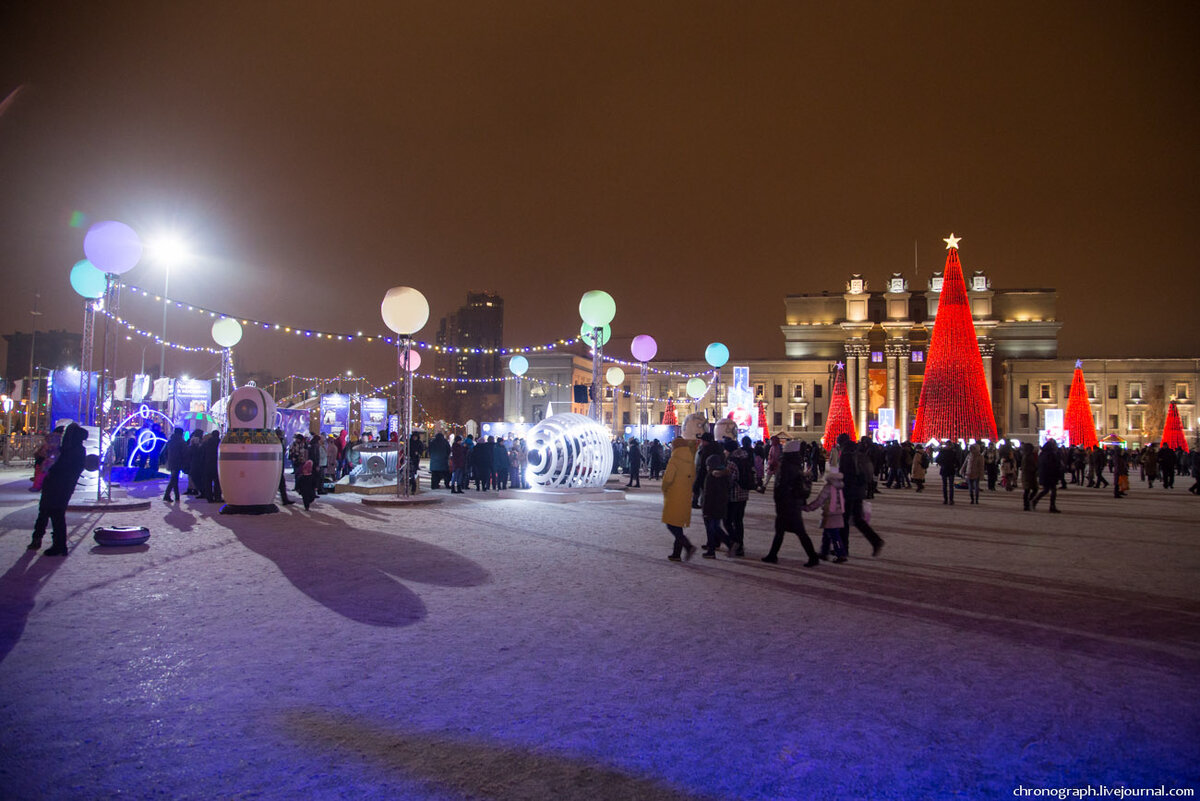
[160,264,170,378]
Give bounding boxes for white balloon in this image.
[212,318,243,348]
[381,286,430,335]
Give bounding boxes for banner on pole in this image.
[360,397,388,438]
[319,394,351,436]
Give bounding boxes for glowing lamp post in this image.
[579,290,616,422]
[83,220,143,502]
[630,334,657,439]
[605,366,625,435]
[704,342,729,419]
[381,286,430,498]
[70,259,106,425]
[147,233,190,380]
[509,355,529,423]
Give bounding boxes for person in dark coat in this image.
[187,432,206,497]
[939,442,963,505]
[427,432,451,489]
[493,438,509,490]
[1031,438,1063,512]
[202,430,222,502]
[472,435,493,491]
[162,427,188,502]
[449,435,467,493]
[838,434,885,556]
[296,459,318,510]
[691,433,721,508]
[29,423,87,556]
[699,450,732,558]
[648,439,665,480]
[625,439,643,488]
[275,428,294,505]
[761,441,819,566]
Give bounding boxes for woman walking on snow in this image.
[661,436,698,561]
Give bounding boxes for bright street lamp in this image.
[146,233,191,378]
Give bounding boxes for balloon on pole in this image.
[70,260,107,299]
[83,221,143,274]
[508,355,529,376]
[606,367,625,386]
[630,334,657,363]
[578,290,616,327]
[212,318,243,348]
[401,347,421,372]
[580,322,612,347]
[686,377,708,399]
[704,342,730,368]
[380,286,430,335]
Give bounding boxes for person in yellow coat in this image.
[661,437,699,561]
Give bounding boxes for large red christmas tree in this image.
[1160,400,1189,452]
[1064,360,1099,449]
[821,362,858,451]
[912,234,998,442]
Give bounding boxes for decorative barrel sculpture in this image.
[217,386,283,514]
[525,413,613,489]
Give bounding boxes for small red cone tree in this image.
[661,396,677,426]
[757,399,770,441]
[822,362,858,451]
[1160,400,1189,452]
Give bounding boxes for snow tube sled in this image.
[93,526,151,547]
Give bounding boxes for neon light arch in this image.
[104,404,174,468]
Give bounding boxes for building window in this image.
[1108,384,1118,399]
[813,411,822,427]
[754,383,765,400]
[1086,383,1097,400]
[1176,382,1190,400]
[1108,414,1119,430]
[792,411,804,427]
[1019,413,1029,429]
[1129,382,1143,402]
[1019,384,1029,399]
[791,384,804,401]
[814,385,823,398]
[1129,411,1144,431]
[911,351,924,363]
[773,412,782,427]
[1039,383,1053,401]
[622,411,630,425]
[870,351,883,364]
[1180,413,1191,431]
[773,384,783,399]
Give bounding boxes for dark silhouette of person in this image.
[29,423,87,556]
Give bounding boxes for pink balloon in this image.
[402,348,422,372]
[630,334,657,363]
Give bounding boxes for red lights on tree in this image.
[1064,360,1099,449]
[822,362,857,451]
[661,396,677,426]
[912,235,998,442]
[1160,401,1189,452]
[757,399,770,441]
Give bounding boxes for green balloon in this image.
[578,290,616,327]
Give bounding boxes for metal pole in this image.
[160,266,169,379]
[405,337,415,498]
[640,361,648,441]
[396,339,404,497]
[589,326,603,421]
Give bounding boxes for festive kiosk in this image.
[218,385,283,514]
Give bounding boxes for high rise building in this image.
[433,291,504,421]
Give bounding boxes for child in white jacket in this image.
[803,466,847,562]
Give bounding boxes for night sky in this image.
[2,2,1198,388]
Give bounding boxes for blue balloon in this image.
[83,220,142,275]
[705,342,729,368]
[509,355,529,376]
[70,259,107,299]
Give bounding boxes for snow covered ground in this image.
[1,466,1197,800]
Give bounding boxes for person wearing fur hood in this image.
[804,466,848,561]
[661,437,699,561]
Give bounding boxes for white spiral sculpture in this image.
[525,413,614,489]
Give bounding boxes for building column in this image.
[980,340,995,403]
[842,351,856,425]
[857,349,869,435]
[898,345,910,438]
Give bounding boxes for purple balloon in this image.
[83,221,142,275]
[630,334,657,363]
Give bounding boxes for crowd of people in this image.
[19,413,1198,560]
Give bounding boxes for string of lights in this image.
[99,309,225,354]
[598,353,715,378]
[116,282,582,355]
